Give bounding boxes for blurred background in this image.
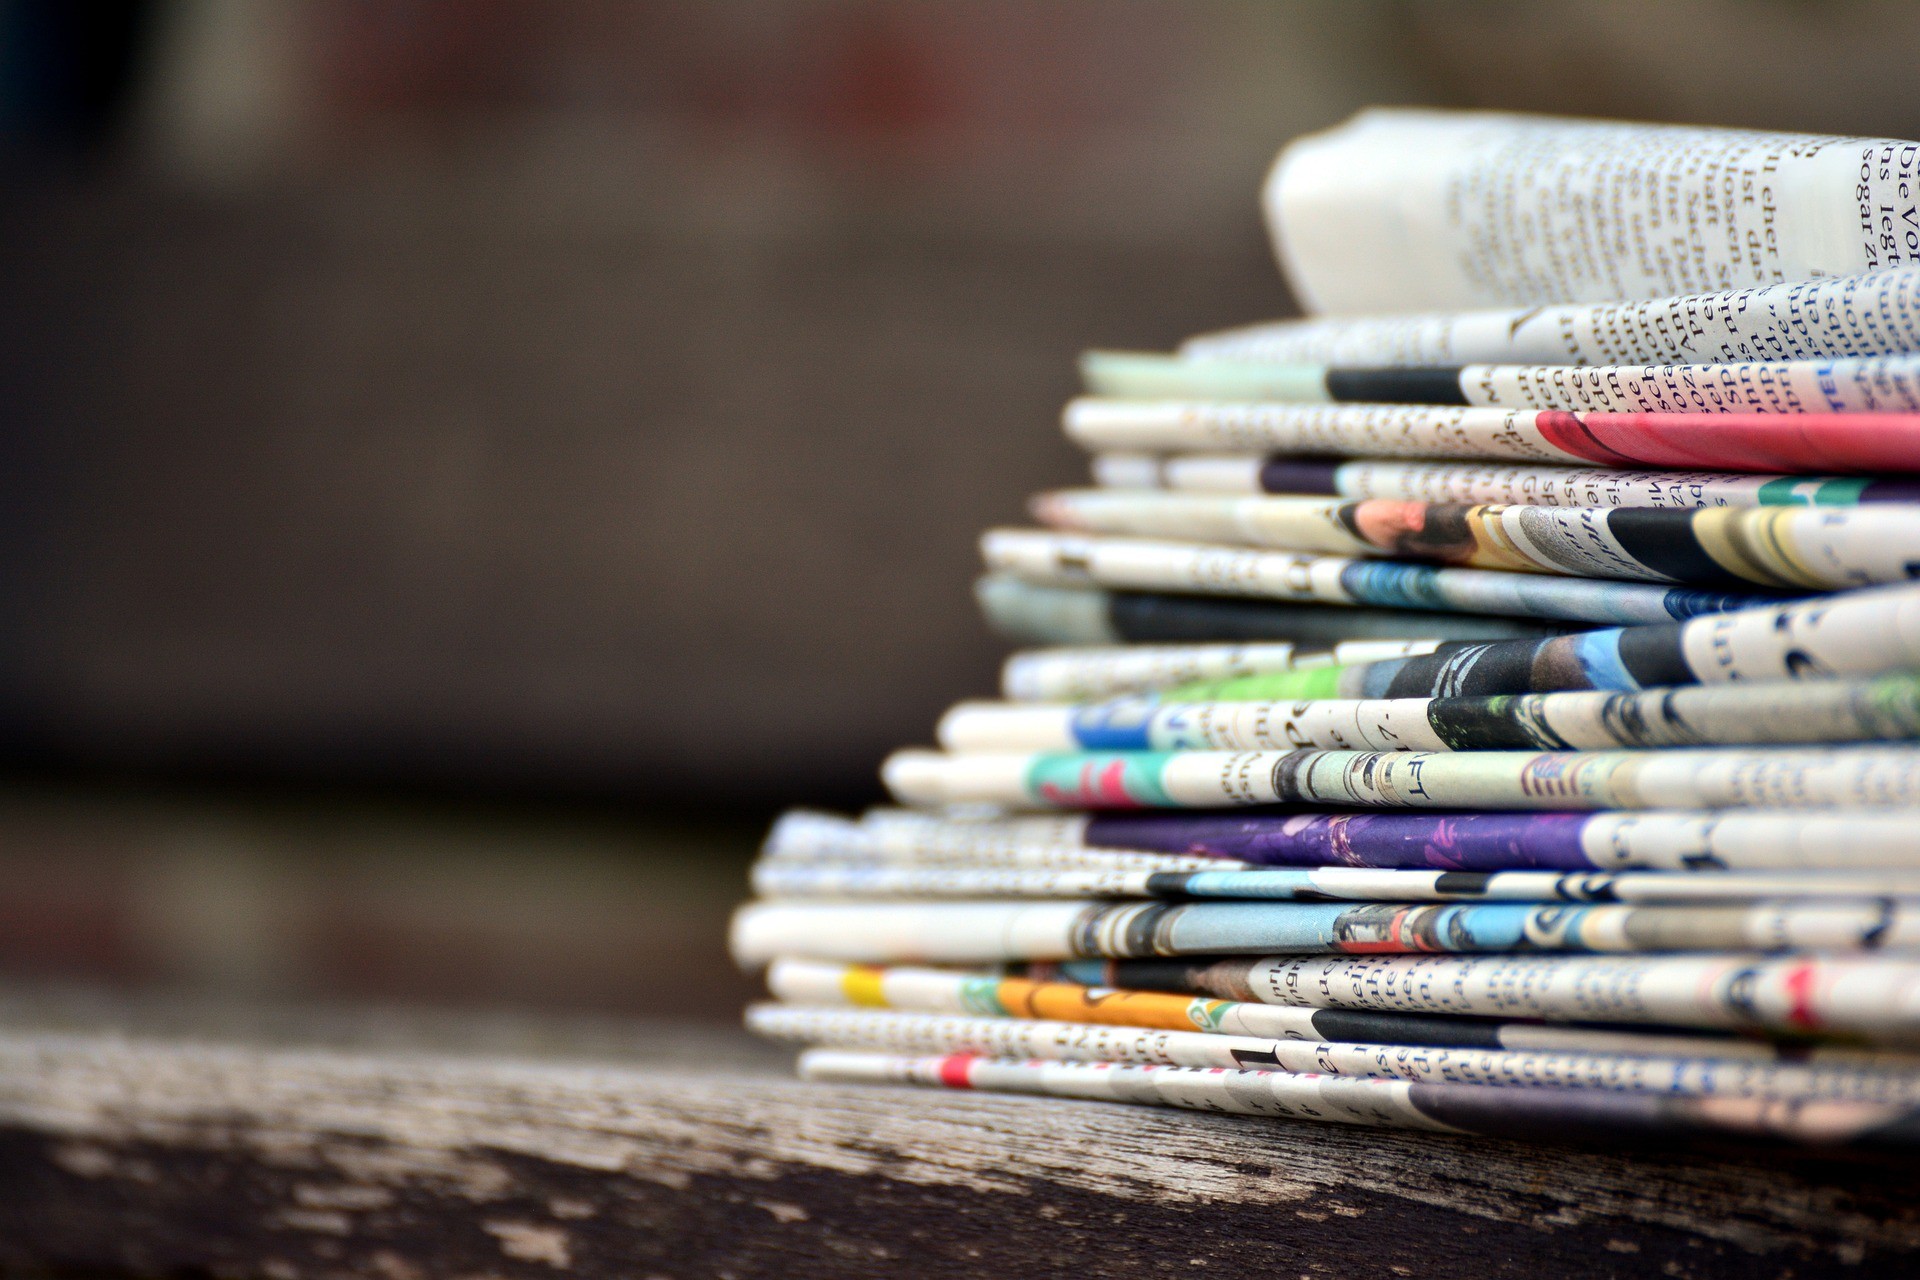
[2,0,1918,1021]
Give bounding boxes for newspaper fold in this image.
[1033,953,1920,1044]
[1180,269,1920,367]
[1063,400,1920,473]
[765,958,1907,1064]
[1091,454,1920,508]
[750,862,1920,905]
[1141,584,1920,702]
[798,1049,1920,1146]
[763,807,1920,874]
[729,897,1920,966]
[975,575,1565,647]
[1080,353,1920,414]
[882,745,1920,812]
[755,1004,1920,1104]
[1265,109,1920,313]
[983,530,1779,624]
[1033,491,1920,590]
[938,674,1920,755]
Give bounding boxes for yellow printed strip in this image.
[989,976,1209,1032]
[841,964,889,1007]
[1694,508,1825,589]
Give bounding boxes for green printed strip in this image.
[1810,478,1875,505]
[958,976,1012,1017]
[1166,663,1353,704]
[1865,672,1920,729]
[1024,751,1176,807]
[1079,351,1330,402]
[1186,999,1236,1033]
[1756,477,1875,506]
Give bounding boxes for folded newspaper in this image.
[732,107,1920,1148]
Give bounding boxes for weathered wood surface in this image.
[0,989,1916,1278]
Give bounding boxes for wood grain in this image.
[0,991,1913,1278]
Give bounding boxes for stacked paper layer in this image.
[731,108,1920,1148]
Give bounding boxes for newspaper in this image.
[1080,351,1920,415]
[937,674,1920,755]
[768,806,1920,873]
[974,575,1565,648]
[1062,399,1920,474]
[1033,491,1920,590]
[751,861,1920,904]
[765,958,1907,1064]
[1157,584,1920,702]
[1090,454,1920,508]
[982,530,1776,625]
[1181,269,1920,367]
[882,744,1920,812]
[1038,953,1920,1044]
[1264,109,1920,313]
[753,1005,1920,1105]
[797,1049,1920,1145]
[729,897,1920,966]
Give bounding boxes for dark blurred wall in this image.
[4,0,1919,809]
[0,183,1288,803]
[0,0,1376,806]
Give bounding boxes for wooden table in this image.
[0,986,1914,1278]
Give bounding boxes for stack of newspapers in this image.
[731,109,1920,1146]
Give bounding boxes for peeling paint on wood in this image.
[0,1003,1911,1277]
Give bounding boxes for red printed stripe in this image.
[1537,412,1920,474]
[1781,961,1821,1031]
[938,1053,979,1089]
